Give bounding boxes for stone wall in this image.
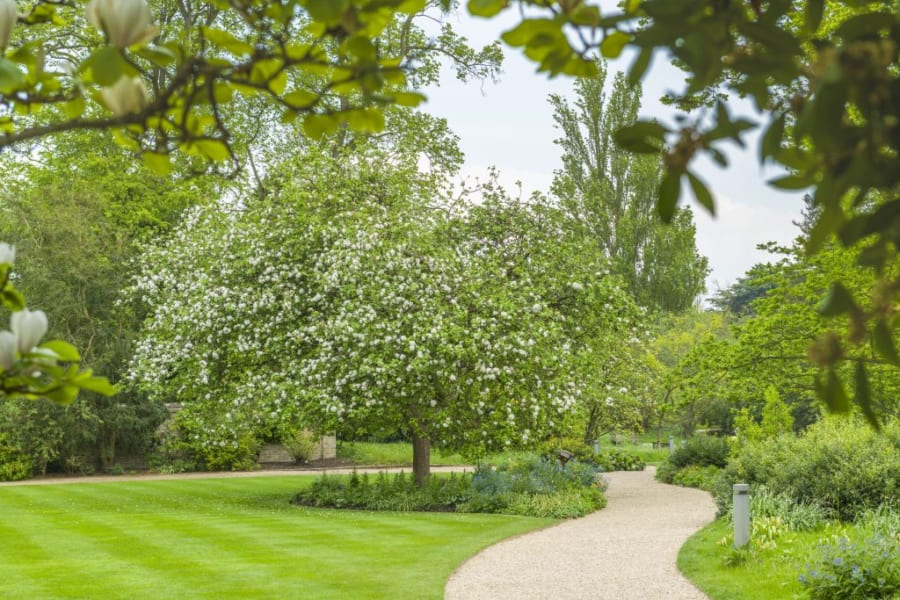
[258,433,337,465]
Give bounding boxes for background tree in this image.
[550,62,708,312]
[0,130,209,472]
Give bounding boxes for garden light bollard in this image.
[593,439,600,454]
[668,435,675,455]
[733,483,750,548]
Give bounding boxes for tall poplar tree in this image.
[550,62,708,313]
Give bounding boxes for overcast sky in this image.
[421,10,806,297]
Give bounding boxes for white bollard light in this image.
[668,435,675,455]
[733,483,750,548]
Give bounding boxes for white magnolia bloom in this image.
[11,308,48,353]
[0,242,14,265]
[86,0,156,48]
[0,330,16,370]
[0,0,15,52]
[101,75,148,116]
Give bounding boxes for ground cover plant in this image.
[293,455,608,519]
[680,506,900,600]
[0,475,553,599]
[679,418,900,599]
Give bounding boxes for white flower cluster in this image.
[125,166,648,452]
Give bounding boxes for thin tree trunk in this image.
[412,433,430,487]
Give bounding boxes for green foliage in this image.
[0,430,31,481]
[668,436,730,470]
[293,456,607,518]
[716,418,900,522]
[671,465,722,492]
[537,437,646,471]
[800,533,900,600]
[550,61,708,314]
[170,408,261,471]
[294,471,472,511]
[281,428,318,463]
[760,386,794,438]
[595,450,646,472]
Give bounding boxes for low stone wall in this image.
[258,434,337,465]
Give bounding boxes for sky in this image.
[421,10,807,297]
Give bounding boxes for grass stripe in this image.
[0,476,551,599]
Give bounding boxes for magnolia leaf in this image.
[805,0,824,33]
[45,384,79,406]
[767,175,813,190]
[468,0,508,17]
[854,362,880,430]
[307,0,350,24]
[143,152,173,175]
[392,91,426,107]
[0,59,25,94]
[303,113,339,138]
[823,369,850,413]
[686,171,715,216]
[818,283,856,317]
[39,340,80,362]
[600,31,630,58]
[657,170,681,223]
[872,319,900,366]
[283,89,318,109]
[74,373,117,395]
[88,46,130,86]
[202,27,254,56]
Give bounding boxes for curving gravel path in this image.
[445,467,715,600]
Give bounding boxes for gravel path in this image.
[445,468,715,600]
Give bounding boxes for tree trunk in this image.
[412,433,430,487]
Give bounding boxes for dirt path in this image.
[444,468,715,600]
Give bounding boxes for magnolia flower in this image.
[0,0,15,52]
[0,331,15,370]
[0,242,14,265]
[101,75,148,116]
[11,308,48,353]
[86,0,156,49]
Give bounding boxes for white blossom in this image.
[0,330,16,370]
[0,242,14,265]
[86,0,156,48]
[11,309,48,353]
[101,75,148,116]
[0,0,15,52]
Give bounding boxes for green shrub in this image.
[0,432,32,481]
[671,465,722,492]
[716,419,900,522]
[281,428,317,463]
[669,435,730,469]
[538,437,645,472]
[596,449,646,472]
[294,454,606,518]
[498,488,607,518]
[799,534,900,599]
[654,460,679,484]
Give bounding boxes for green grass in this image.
[337,442,469,465]
[0,475,553,599]
[678,517,888,600]
[595,433,671,465]
[339,439,670,467]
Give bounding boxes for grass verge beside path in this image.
[0,475,553,599]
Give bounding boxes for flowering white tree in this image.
[126,151,645,480]
[300,190,645,483]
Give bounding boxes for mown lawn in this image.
[0,475,553,599]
